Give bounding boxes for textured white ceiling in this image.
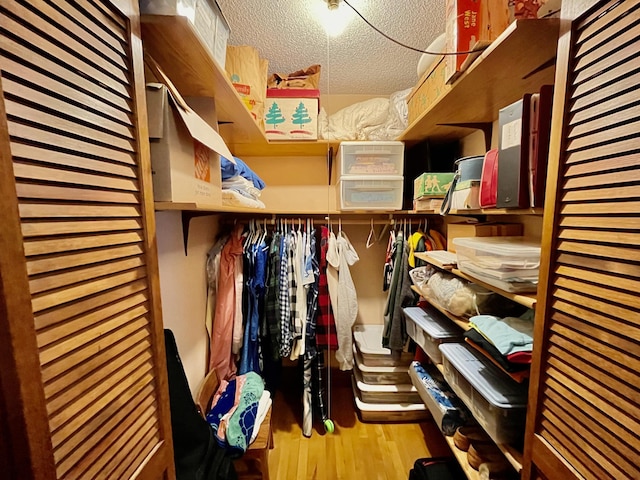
[216,0,445,95]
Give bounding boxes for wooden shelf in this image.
[140,16,342,158]
[444,435,480,480]
[232,140,340,157]
[411,252,537,309]
[140,15,266,146]
[448,208,544,216]
[399,18,560,144]
[155,202,428,217]
[411,285,471,331]
[453,268,537,309]
[414,251,456,270]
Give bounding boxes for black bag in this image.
[408,457,465,480]
[165,329,238,480]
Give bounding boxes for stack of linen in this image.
[463,310,535,383]
[221,156,266,209]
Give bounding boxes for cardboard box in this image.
[140,0,230,69]
[445,0,511,83]
[146,83,234,204]
[414,172,456,199]
[407,57,450,125]
[265,89,319,140]
[446,222,523,252]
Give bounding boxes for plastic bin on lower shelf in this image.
[353,346,411,385]
[403,306,464,364]
[351,376,431,423]
[409,362,471,436]
[439,343,528,446]
[353,324,413,367]
[353,363,421,404]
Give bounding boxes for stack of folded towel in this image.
[221,156,266,209]
[463,310,535,382]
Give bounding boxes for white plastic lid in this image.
[452,236,541,257]
[403,307,462,340]
[438,343,528,409]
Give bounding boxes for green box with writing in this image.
[413,172,455,199]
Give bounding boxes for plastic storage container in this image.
[453,236,541,293]
[353,346,411,384]
[403,306,463,364]
[439,343,528,445]
[353,365,421,404]
[351,377,431,423]
[409,362,470,435]
[353,325,413,367]
[338,176,404,211]
[338,141,404,176]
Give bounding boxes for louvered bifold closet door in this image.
[523,1,640,479]
[0,0,174,478]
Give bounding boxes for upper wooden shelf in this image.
[140,15,341,157]
[399,18,560,144]
[140,15,266,145]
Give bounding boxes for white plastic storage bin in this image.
[338,141,404,176]
[453,236,541,293]
[338,176,404,211]
[403,306,463,364]
[353,365,421,404]
[353,346,411,384]
[351,377,431,423]
[439,343,528,445]
[353,325,413,367]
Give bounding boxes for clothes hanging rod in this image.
[221,215,430,226]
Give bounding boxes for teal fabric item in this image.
[471,314,534,356]
[225,371,264,456]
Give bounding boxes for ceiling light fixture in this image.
[325,0,340,10]
[315,0,354,37]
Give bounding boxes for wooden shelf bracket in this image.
[181,210,217,256]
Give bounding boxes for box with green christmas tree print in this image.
[265,89,319,140]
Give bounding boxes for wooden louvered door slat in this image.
[0,0,174,478]
[522,1,640,479]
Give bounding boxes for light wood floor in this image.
[254,367,452,480]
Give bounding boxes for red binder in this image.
[479,148,499,208]
[528,85,554,208]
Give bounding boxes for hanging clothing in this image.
[382,230,395,292]
[232,245,245,355]
[325,231,340,325]
[210,225,244,380]
[205,235,228,340]
[327,231,360,371]
[263,232,281,360]
[290,229,307,359]
[383,232,416,353]
[279,234,292,357]
[240,238,268,374]
[315,226,337,348]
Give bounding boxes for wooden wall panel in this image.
[523,0,640,479]
[0,0,174,477]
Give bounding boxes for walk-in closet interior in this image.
[0,0,638,479]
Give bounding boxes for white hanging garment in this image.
[327,230,360,370]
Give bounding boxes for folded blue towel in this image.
[221,156,266,190]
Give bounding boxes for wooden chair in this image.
[196,369,273,480]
